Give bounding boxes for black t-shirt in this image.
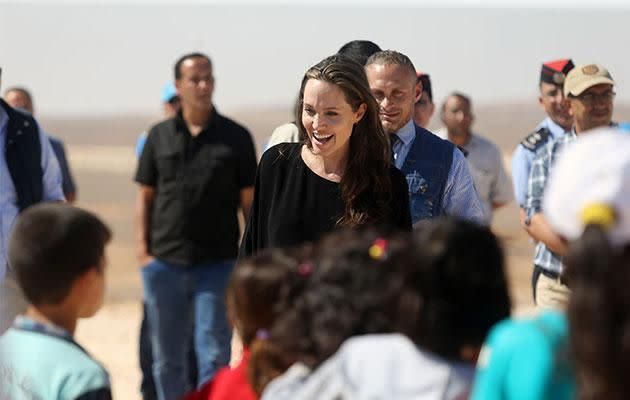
[239,143,411,258]
[135,109,257,265]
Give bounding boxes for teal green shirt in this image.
[0,321,111,400]
[471,311,575,400]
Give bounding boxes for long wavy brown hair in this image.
[297,55,392,227]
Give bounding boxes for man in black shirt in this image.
[135,52,257,400]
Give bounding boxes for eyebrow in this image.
[303,103,341,110]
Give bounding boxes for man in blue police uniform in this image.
[365,51,483,225]
[524,63,616,309]
[511,59,574,223]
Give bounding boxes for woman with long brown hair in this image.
[239,55,410,257]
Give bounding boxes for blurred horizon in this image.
[1,2,629,116]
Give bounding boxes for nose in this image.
[454,110,469,123]
[380,96,393,110]
[198,80,210,90]
[312,114,325,131]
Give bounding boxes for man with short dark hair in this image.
[3,86,77,203]
[365,50,483,225]
[135,52,257,400]
[512,59,574,217]
[0,68,65,333]
[337,40,382,66]
[525,63,616,309]
[437,92,512,225]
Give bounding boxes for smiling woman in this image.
[239,55,412,258]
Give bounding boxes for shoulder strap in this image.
[520,127,551,152]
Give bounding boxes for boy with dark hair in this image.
[0,203,113,400]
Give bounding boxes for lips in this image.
[381,111,400,121]
[312,132,333,145]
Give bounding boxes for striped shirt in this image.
[524,131,576,273]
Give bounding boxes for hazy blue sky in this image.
[1,1,628,116]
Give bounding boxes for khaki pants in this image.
[0,270,28,334]
[535,273,570,311]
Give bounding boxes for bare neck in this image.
[447,130,472,148]
[183,105,213,136]
[301,145,347,183]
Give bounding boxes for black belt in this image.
[535,265,568,286]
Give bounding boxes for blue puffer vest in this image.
[1,99,43,211]
[400,125,454,224]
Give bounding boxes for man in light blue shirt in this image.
[436,93,513,225]
[365,51,483,225]
[511,59,574,214]
[0,69,65,333]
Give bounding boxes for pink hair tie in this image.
[298,262,313,276]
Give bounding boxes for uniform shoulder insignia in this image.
[520,127,551,152]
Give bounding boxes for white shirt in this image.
[436,128,513,224]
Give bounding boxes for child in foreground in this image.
[0,204,112,400]
[257,223,510,399]
[183,246,311,400]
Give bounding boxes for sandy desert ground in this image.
[42,103,629,399]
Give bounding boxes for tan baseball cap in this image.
[564,64,615,97]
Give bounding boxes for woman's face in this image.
[302,79,366,160]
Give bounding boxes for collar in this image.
[539,117,570,139]
[174,106,219,135]
[14,315,73,341]
[394,119,416,146]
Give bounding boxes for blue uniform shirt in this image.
[511,117,568,206]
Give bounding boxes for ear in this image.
[354,103,367,124]
[567,99,575,117]
[414,81,422,104]
[428,103,436,119]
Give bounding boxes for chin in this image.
[382,123,399,135]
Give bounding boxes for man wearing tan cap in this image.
[524,63,616,310]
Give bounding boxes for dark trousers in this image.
[139,303,198,400]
